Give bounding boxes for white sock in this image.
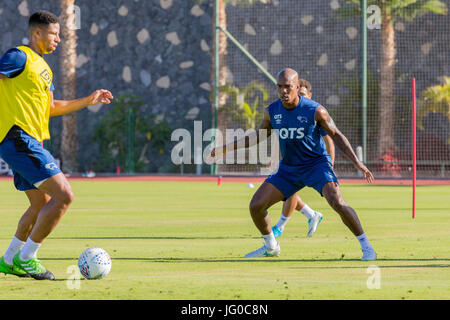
[275,214,290,230]
[19,238,41,261]
[356,233,373,251]
[299,204,315,220]
[262,232,277,249]
[3,236,26,265]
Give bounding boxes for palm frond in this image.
[334,5,361,20]
[418,76,450,129]
[392,0,447,21]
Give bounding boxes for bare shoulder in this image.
[315,105,329,121]
[315,105,339,135]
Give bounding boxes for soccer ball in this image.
[78,247,111,280]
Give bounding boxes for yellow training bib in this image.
[0,45,53,143]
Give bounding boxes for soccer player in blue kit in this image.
[271,79,334,239]
[210,68,376,261]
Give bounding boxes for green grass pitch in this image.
[0,180,449,300]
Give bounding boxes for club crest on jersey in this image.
[45,162,58,170]
[274,114,282,125]
[297,115,308,123]
[40,69,51,85]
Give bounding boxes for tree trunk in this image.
[218,0,228,107]
[378,9,396,157]
[59,0,78,172]
[212,0,229,172]
[212,0,229,132]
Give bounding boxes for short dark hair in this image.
[298,79,312,93]
[29,10,59,29]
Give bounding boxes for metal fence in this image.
[213,0,449,178]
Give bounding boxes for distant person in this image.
[0,10,113,280]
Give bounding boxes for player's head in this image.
[277,68,300,105]
[298,79,312,98]
[28,11,60,55]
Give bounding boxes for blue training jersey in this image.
[267,96,331,167]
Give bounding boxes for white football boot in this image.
[361,248,377,261]
[307,211,323,237]
[244,242,281,258]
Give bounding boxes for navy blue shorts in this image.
[0,126,61,191]
[265,160,338,199]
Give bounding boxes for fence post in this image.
[211,0,220,176]
[126,107,135,174]
[361,0,368,163]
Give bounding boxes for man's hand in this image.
[50,89,114,117]
[88,89,113,105]
[356,162,374,183]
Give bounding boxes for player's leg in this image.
[294,194,305,210]
[249,182,284,235]
[0,189,50,277]
[16,190,51,241]
[245,182,285,258]
[322,182,376,260]
[26,172,73,243]
[7,133,71,278]
[0,127,67,278]
[295,194,324,238]
[322,182,363,235]
[272,194,297,237]
[13,173,73,280]
[2,189,49,263]
[295,195,315,217]
[273,192,323,238]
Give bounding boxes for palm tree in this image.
[338,0,447,156]
[207,0,264,173]
[211,0,263,119]
[418,76,450,138]
[59,0,78,172]
[219,81,269,129]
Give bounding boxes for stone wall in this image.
[1,0,448,175]
[222,0,450,177]
[0,0,213,173]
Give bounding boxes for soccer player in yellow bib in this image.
[0,11,113,280]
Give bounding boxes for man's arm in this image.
[316,106,374,183]
[210,109,272,158]
[50,89,113,117]
[0,74,5,80]
[323,134,335,166]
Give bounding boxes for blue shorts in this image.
[0,126,61,191]
[265,160,338,199]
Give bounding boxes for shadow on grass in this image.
[46,236,253,240]
[40,256,450,266]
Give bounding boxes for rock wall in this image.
[1,0,448,175]
[0,0,213,173]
